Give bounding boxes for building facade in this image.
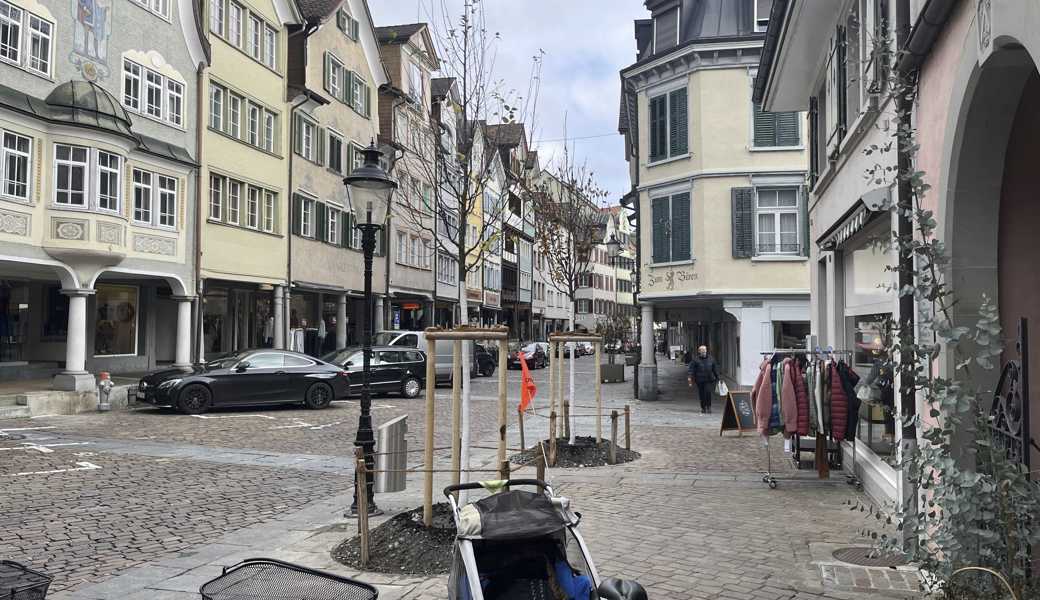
[619,0,811,399]
[430,76,460,328]
[200,0,300,359]
[0,0,207,391]
[286,0,386,356]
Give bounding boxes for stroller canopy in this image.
[463,490,567,540]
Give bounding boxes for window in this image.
[352,74,367,114]
[754,0,772,32]
[650,191,690,263]
[0,2,21,63]
[54,144,88,206]
[249,16,262,61]
[210,0,225,34]
[773,321,810,349]
[263,25,276,69]
[2,131,30,200]
[228,2,243,46]
[396,230,407,264]
[132,169,152,223]
[263,191,275,232]
[166,80,184,126]
[209,83,224,130]
[26,14,49,75]
[756,188,800,254]
[326,54,342,99]
[209,174,223,220]
[648,87,687,162]
[326,208,339,244]
[652,6,678,54]
[337,8,359,40]
[328,132,344,174]
[124,60,142,111]
[300,197,315,237]
[96,151,120,211]
[247,103,260,146]
[407,61,424,104]
[299,118,316,161]
[158,176,176,228]
[145,70,163,118]
[228,94,241,138]
[350,144,364,173]
[263,111,275,152]
[246,186,260,229]
[752,104,799,147]
[227,180,241,224]
[94,285,138,357]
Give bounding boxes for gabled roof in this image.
[375,23,426,43]
[431,77,454,100]
[295,0,341,21]
[485,122,526,148]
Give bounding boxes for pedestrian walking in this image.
[687,345,720,414]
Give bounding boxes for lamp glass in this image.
[347,183,392,226]
[606,235,622,257]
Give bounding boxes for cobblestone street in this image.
[1,357,916,599]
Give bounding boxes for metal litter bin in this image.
[374,415,407,493]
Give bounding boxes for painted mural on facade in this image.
[71,0,112,81]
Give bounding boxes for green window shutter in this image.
[799,186,809,257]
[316,127,325,165]
[323,54,331,94]
[291,194,302,236]
[670,192,691,261]
[345,71,355,106]
[651,196,670,263]
[776,111,800,146]
[731,187,755,258]
[808,96,819,188]
[342,212,353,247]
[336,10,346,32]
[315,202,327,241]
[346,144,355,175]
[351,18,360,41]
[753,103,776,147]
[292,114,302,155]
[668,88,688,156]
[364,85,372,117]
[648,95,666,162]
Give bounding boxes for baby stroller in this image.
[444,479,647,600]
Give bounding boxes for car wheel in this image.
[177,384,211,415]
[401,376,422,398]
[305,382,334,409]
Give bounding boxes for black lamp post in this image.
[605,234,622,363]
[344,142,396,516]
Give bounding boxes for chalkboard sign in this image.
[719,391,756,436]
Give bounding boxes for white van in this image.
[373,331,472,384]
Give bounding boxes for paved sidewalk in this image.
[33,359,915,600]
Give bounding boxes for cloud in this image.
[368,0,640,202]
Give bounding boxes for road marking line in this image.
[189,414,276,420]
[308,421,343,430]
[0,426,55,432]
[29,414,61,419]
[3,461,102,477]
[271,418,315,429]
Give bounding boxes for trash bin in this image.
[374,415,407,493]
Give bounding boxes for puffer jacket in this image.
[781,359,798,434]
[793,363,810,436]
[829,363,848,441]
[751,359,773,436]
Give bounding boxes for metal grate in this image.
[832,547,908,568]
[0,560,53,600]
[200,558,378,600]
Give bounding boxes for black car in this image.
[137,350,350,414]
[473,343,497,377]
[323,346,427,398]
[507,343,547,370]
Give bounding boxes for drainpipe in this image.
[194,63,205,364]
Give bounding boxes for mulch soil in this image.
[332,502,456,576]
[510,436,640,468]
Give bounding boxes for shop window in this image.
[94,284,138,356]
[848,313,895,460]
[773,321,810,349]
[41,285,67,339]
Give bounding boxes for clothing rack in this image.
[757,347,856,489]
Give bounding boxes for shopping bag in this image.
[716,380,729,397]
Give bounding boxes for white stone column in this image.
[273,285,285,349]
[638,302,657,401]
[53,289,95,392]
[336,293,347,349]
[374,297,385,332]
[173,296,193,368]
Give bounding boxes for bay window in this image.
[3,131,30,201]
[132,170,152,224]
[228,2,243,47]
[158,176,176,228]
[54,144,88,206]
[96,151,120,212]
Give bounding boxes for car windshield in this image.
[522,344,539,353]
[322,349,362,365]
[205,352,248,369]
[373,332,399,346]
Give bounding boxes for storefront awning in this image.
[815,187,890,250]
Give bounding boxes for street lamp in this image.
[604,234,623,362]
[344,142,396,516]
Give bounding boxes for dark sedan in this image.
[137,350,350,414]
[473,343,497,377]
[507,343,547,370]
[323,346,427,398]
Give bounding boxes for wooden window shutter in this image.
[648,95,666,162]
[291,194,302,236]
[342,211,352,247]
[808,96,819,188]
[345,71,355,106]
[799,186,809,257]
[776,111,800,146]
[651,196,670,263]
[668,87,688,156]
[315,202,326,241]
[871,0,888,92]
[316,127,326,165]
[836,25,848,141]
[364,85,372,117]
[752,103,776,147]
[292,113,302,155]
[336,9,346,32]
[670,192,691,261]
[731,187,755,258]
[323,54,331,94]
[346,144,355,175]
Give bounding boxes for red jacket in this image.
[751,360,773,436]
[793,363,810,436]
[781,359,798,435]
[829,363,848,441]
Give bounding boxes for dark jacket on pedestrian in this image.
[687,354,719,383]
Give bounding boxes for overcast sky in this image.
[368,1,641,205]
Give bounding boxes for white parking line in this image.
[189,414,277,420]
[0,442,92,453]
[271,418,315,429]
[0,426,55,432]
[3,461,102,477]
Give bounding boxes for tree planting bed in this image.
[332,502,456,575]
[510,435,640,468]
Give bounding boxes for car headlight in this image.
[157,379,182,390]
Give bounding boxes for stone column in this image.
[53,289,95,392]
[374,296,385,332]
[638,302,657,401]
[173,296,193,368]
[336,293,347,349]
[273,285,285,349]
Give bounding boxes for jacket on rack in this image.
[829,363,849,441]
[820,362,831,434]
[781,359,799,434]
[792,362,810,436]
[752,359,774,436]
[837,362,861,440]
[806,364,819,432]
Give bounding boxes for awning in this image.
[815,187,890,250]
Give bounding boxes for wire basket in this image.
[0,561,52,600]
[199,558,378,600]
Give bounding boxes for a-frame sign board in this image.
[719,391,756,436]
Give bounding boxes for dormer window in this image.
[755,0,772,33]
[652,6,678,54]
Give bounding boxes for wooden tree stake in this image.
[609,410,619,465]
[624,404,631,451]
[356,455,370,568]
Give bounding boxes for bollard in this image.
[536,442,546,481]
[518,406,526,451]
[609,410,619,465]
[356,454,370,568]
[624,405,631,452]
